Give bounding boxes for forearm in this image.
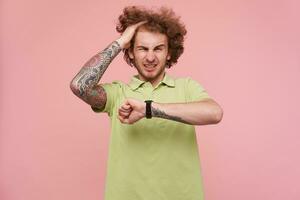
[151,100,223,125]
[70,40,121,100]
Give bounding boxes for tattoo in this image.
[151,106,191,124]
[86,85,107,110]
[70,41,121,104]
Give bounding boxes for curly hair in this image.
[116,6,187,68]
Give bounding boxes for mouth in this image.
[143,64,157,72]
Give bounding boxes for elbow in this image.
[213,106,223,124]
[70,81,80,97]
[194,106,223,126]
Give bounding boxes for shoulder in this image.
[172,76,202,87]
[172,76,211,101]
[100,80,126,89]
[98,80,127,101]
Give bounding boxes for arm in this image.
[70,21,147,109]
[151,99,223,125]
[118,98,223,125]
[70,41,122,109]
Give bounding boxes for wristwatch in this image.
[144,100,153,119]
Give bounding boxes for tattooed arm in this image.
[70,41,121,109]
[70,21,147,109]
[150,100,223,125]
[118,98,223,125]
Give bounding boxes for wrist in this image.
[151,102,161,117]
[144,100,153,119]
[116,38,126,49]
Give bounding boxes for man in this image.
[70,6,223,200]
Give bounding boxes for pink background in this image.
[1,0,299,199]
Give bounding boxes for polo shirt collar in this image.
[129,73,175,90]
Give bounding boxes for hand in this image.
[118,98,145,124]
[116,21,147,49]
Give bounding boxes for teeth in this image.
[144,64,157,67]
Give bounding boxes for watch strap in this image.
[144,100,153,119]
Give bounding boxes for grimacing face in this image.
[129,28,171,86]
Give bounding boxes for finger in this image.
[121,105,132,111]
[118,109,130,118]
[120,102,132,110]
[118,114,128,122]
[118,115,125,123]
[124,99,131,106]
[119,106,132,113]
[119,107,130,113]
[134,20,147,27]
[118,115,130,124]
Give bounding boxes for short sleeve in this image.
[91,81,121,116]
[185,78,211,102]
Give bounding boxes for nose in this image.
[145,51,156,63]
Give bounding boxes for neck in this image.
[138,72,165,88]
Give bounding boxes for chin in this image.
[135,63,165,81]
[142,74,155,80]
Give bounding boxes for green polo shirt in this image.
[92,73,211,200]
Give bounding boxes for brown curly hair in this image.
[116,6,187,68]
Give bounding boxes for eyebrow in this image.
[136,44,166,48]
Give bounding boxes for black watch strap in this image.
[144,100,153,119]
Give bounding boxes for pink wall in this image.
[1,0,299,199]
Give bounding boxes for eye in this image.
[137,47,147,51]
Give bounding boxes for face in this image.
[129,28,171,85]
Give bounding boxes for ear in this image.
[128,48,134,59]
[167,53,171,60]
